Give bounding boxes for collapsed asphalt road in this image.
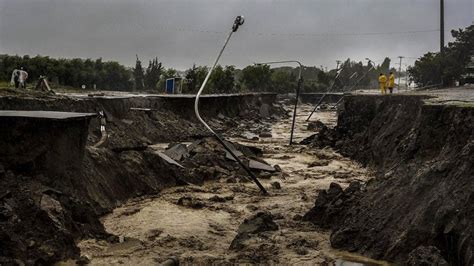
[77,105,385,265]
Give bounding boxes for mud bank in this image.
[0,92,281,264]
[304,95,473,265]
[0,93,277,121]
[0,93,278,146]
[0,111,95,175]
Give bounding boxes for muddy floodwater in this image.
[78,105,386,265]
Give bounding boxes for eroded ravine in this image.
[78,105,380,265]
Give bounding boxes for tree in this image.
[209,65,235,93]
[378,57,391,74]
[442,25,474,84]
[184,64,208,93]
[317,70,330,86]
[408,25,474,86]
[270,70,293,93]
[133,55,144,91]
[240,64,272,92]
[407,52,441,87]
[144,57,162,90]
[0,54,132,90]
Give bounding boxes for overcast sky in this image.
[0,0,472,71]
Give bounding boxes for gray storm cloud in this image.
[1,0,472,70]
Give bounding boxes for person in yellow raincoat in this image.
[388,72,395,94]
[378,73,387,95]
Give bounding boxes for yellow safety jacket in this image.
[389,74,395,87]
[379,75,387,86]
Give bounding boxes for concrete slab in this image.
[0,110,96,120]
[248,159,275,172]
[225,150,244,161]
[154,151,184,168]
[164,143,189,161]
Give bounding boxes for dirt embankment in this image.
[0,92,283,264]
[304,95,473,265]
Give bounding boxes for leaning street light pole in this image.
[306,63,345,121]
[255,60,303,145]
[194,16,268,195]
[348,58,375,92]
[333,58,375,106]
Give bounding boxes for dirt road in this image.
[77,105,384,265]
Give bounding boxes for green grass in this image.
[0,81,11,89]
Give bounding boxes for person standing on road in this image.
[18,67,28,89]
[388,72,395,94]
[378,73,387,95]
[10,67,29,89]
[10,69,20,88]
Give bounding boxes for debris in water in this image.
[230,211,279,250]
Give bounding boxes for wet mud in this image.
[77,105,374,265]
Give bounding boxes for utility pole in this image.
[398,56,404,91]
[440,0,445,86]
[440,0,444,52]
[405,67,409,90]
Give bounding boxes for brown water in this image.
[78,104,381,265]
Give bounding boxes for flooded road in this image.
[78,105,381,265]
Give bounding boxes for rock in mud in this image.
[259,132,272,138]
[308,159,331,167]
[406,246,449,266]
[271,181,281,190]
[303,182,361,228]
[300,123,336,147]
[160,257,179,266]
[230,211,279,250]
[307,120,327,131]
[273,165,282,172]
[208,195,234,202]
[177,196,205,209]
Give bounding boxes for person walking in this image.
[378,73,387,95]
[388,72,395,94]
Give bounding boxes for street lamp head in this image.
[232,16,245,32]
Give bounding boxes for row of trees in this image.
[408,25,473,87]
[0,55,132,90]
[0,53,395,93]
[1,52,418,93]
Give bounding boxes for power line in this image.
[102,22,454,38]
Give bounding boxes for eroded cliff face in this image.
[0,93,282,264]
[305,95,473,265]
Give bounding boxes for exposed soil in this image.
[0,93,285,264]
[76,105,377,265]
[303,95,474,265]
